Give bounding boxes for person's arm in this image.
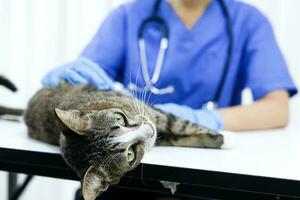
[154,90,290,132]
[81,6,126,81]
[220,6,297,132]
[219,90,289,131]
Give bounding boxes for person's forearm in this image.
[218,90,289,131]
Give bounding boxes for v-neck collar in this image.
[161,0,217,34]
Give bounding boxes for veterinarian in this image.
[43,0,297,132]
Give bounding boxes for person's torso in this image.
[119,0,251,109]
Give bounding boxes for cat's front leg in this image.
[149,108,224,149]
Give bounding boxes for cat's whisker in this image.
[133,64,144,116]
[137,83,146,116]
[141,84,147,104]
[141,86,149,117]
[103,155,113,170]
[121,83,138,115]
[137,94,146,117]
[143,95,149,117]
[136,95,142,115]
[103,153,117,171]
[102,153,114,165]
[127,91,138,115]
[105,154,119,171]
[123,96,137,115]
[144,98,152,117]
[134,94,142,116]
[128,82,140,116]
[128,101,138,115]
[131,95,141,116]
[142,81,152,117]
[145,90,152,106]
[139,91,145,116]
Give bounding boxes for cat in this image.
[0,78,223,200]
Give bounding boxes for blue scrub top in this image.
[81,0,297,109]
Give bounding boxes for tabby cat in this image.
[0,78,223,200]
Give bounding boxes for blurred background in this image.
[0,0,299,199]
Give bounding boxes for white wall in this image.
[0,1,127,200]
[0,0,299,200]
[0,0,127,108]
[241,0,300,86]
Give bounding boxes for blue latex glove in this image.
[154,103,224,131]
[42,57,115,90]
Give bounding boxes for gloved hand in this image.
[154,103,224,131]
[42,57,115,90]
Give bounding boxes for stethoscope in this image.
[128,0,233,110]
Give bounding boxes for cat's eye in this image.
[114,113,126,126]
[127,147,135,162]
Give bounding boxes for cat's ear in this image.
[54,108,90,135]
[82,165,110,200]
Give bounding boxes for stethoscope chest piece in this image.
[202,101,218,110]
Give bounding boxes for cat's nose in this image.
[144,122,156,138]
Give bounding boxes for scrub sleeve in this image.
[81,7,126,82]
[241,10,297,100]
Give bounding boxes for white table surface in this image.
[0,107,299,182]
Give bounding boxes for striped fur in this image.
[3,82,223,200]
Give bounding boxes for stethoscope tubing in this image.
[213,0,233,105]
[131,0,233,107]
